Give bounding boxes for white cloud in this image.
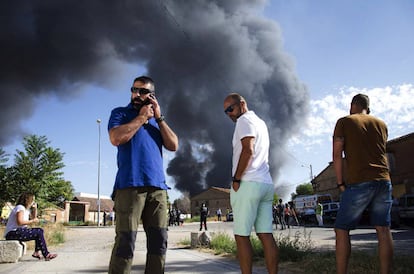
[278,84,414,198]
[291,84,414,150]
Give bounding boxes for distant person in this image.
[284,203,291,229]
[109,210,115,226]
[199,203,208,231]
[4,193,57,261]
[315,202,323,227]
[224,93,279,274]
[276,199,286,230]
[175,208,182,226]
[333,93,393,274]
[290,205,300,226]
[108,76,179,274]
[272,203,281,229]
[168,208,176,227]
[216,208,222,221]
[103,211,107,226]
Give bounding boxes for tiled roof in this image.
[210,187,230,194]
[72,196,114,212]
[387,132,414,144]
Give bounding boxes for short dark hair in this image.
[227,93,245,104]
[133,76,154,85]
[352,93,370,114]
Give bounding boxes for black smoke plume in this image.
[1,1,308,197]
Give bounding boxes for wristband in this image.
[232,177,241,183]
[337,183,346,188]
[156,115,165,123]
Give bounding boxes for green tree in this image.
[5,135,74,209]
[0,148,12,207]
[291,183,314,200]
[273,193,279,205]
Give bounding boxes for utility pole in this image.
[301,164,314,182]
[97,119,101,227]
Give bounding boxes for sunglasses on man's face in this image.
[224,103,238,114]
[130,87,154,95]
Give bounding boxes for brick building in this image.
[63,193,114,224]
[387,132,414,196]
[190,187,231,218]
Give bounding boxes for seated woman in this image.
[4,193,57,261]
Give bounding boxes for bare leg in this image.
[234,235,253,274]
[257,233,279,274]
[375,226,393,274]
[335,228,351,274]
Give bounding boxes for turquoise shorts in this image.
[230,181,274,236]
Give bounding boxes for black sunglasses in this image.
[130,87,154,95]
[224,103,238,114]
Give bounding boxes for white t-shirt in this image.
[232,110,273,184]
[4,204,29,236]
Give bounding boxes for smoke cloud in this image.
[1,0,308,196]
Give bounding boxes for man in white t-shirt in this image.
[223,93,279,274]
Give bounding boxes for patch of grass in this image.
[205,229,414,273]
[44,223,65,245]
[292,250,414,274]
[209,232,237,255]
[62,221,95,226]
[177,238,191,247]
[275,229,313,261]
[187,216,200,223]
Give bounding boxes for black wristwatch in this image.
[155,115,165,123]
[232,177,241,183]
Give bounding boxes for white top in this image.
[232,110,273,184]
[4,204,29,236]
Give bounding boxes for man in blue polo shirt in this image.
[108,76,178,274]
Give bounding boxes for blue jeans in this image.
[335,181,392,230]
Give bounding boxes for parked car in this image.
[226,211,233,222]
[297,207,316,224]
[398,194,414,225]
[391,199,400,228]
[323,202,340,223]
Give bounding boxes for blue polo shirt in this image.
[108,103,169,192]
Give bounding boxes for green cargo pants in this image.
[108,187,168,274]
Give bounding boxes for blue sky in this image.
[3,1,414,202]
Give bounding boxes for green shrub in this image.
[209,232,237,255]
[45,223,65,245]
[275,229,313,261]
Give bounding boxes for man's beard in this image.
[131,97,145,110]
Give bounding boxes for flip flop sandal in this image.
[45,253,58,261]
[32,254,41,260]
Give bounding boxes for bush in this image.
[205,228,314,264]
[44,223,65,245]
[275,230,313,261]
[209,232,237,255]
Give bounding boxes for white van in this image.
[293,194,333,223]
